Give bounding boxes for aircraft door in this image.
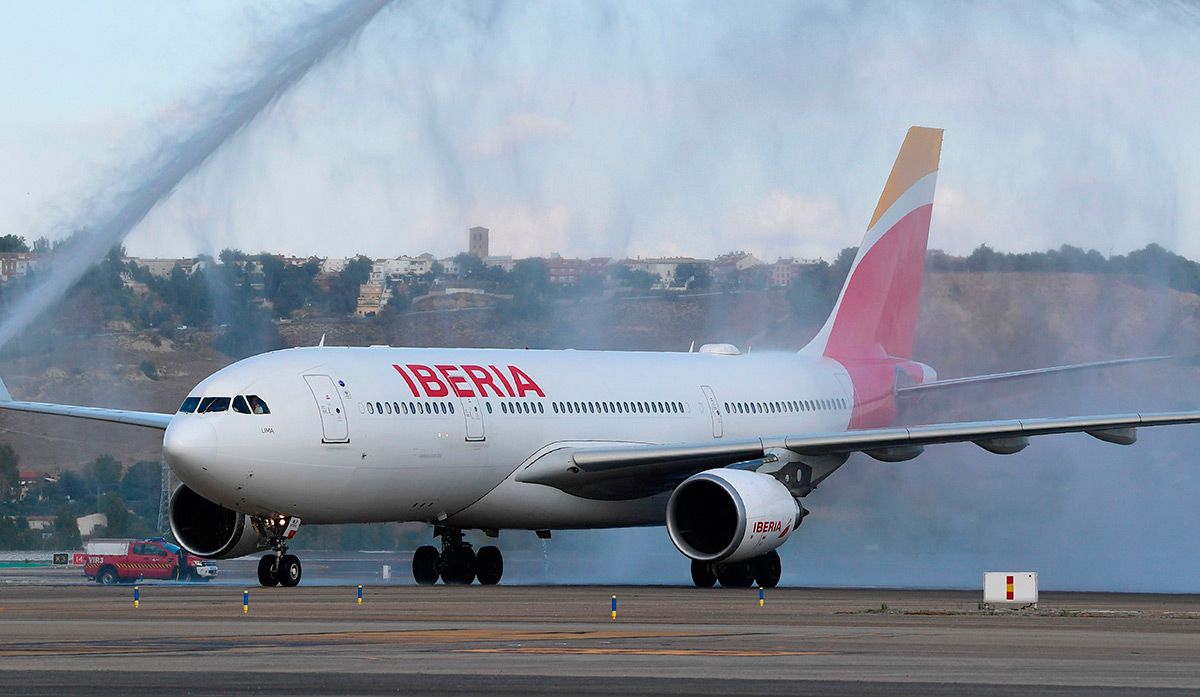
[701,385,723,438]
[460,396,485,441]
[303,375,350,444]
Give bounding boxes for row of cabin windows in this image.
[362,400,455,416]
[554,400,685,416]
[179,395,270,414]
[357,399,688,418]
[723,397,846,415]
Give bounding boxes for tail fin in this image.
[803,126,943,361]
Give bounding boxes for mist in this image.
[3,2,1200,591]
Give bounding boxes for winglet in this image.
[0,376,11,402]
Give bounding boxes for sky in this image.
[1,1,1198,263]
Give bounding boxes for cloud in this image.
[725,191,849,260]
[473,114,571,157]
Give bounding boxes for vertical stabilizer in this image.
[803,127,942,361]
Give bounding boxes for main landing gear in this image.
[412,526,504,586]
[690,550,782,589]
[256,516,303,588]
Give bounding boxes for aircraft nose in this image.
[163,417,219,482]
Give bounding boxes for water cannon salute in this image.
[1,2,1199,599]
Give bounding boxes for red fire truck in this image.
[73,538,218,584]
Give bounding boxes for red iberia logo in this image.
[393,363,545,399]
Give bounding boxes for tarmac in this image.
[0,580,1198,696]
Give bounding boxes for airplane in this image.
[2,126,1197,589]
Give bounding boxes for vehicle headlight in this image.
[193,560,204,567]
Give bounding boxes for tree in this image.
[0,235,29,253]
[99,492,134,536]
[121,461,162,522]
[326,256,372,314]
[614,265,657,289]
[50,505,82,550]
[0,443,18,499]
[57,470,88,501]
[673,263,711,290]
[85,455,123,495]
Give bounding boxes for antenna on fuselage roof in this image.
[688,341,695,352]
[317,334,326,347]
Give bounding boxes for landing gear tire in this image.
[752,550,782,589]
[257,555,280,587]
[413,545,441,585]
[278,554,302,587]
[441,546,476,585]
[476,546,504,585]
[716,561,754,588]
[691,560,717,588]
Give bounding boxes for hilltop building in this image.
[469,226,489,259]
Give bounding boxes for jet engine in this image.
[169,485,268,559]
[666,469,800,564]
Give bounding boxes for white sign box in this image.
[984,572,1038,606]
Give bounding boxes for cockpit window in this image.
[232,396,251,414]
[179,397,201,413]
[246,395,270,414]
[203,397,231,413]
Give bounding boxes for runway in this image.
[0,585,1197,695]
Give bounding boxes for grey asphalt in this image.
[0,584,1197,696]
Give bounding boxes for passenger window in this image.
[385,402,392,414]
[538,403,544,414]
[232,396,251,414]
[449,403,455,414]
[486,402,493,414]
[246,395,270,414]
[393,402,400,413]
[367,402,375,414]
[179,397,201,413]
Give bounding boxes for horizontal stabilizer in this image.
[896,356,1170,398]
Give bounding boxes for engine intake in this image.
[666,469,799,563]
[169,485,268,559]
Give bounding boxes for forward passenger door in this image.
[303,375,350,444]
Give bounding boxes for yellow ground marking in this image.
[457,648,829,657]
[268,629,710,644]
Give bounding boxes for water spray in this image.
[0,0,391,352]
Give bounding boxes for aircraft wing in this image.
[516,410,1200,500]
[0,378,172,430]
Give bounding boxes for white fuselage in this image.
[163,346,854,530]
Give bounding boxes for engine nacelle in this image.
[169,485,269,559]
[666,469,800,564]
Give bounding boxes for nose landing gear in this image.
[256,516,303,587]
[411,526,504,585]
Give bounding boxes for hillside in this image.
[1,271,1197,471]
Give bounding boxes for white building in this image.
[129,258,207,278]
[76,513,108,538]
